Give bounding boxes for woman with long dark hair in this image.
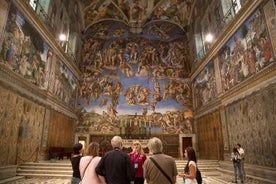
[179,147,198,184]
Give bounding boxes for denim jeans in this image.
[233,161,243,182]
[71,177,81,184]
[240,159,245,179]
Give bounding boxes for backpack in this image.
[196,168,202,184]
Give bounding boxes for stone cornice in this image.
[12,0,81,80]
[191,0,261,79]
[0,64,78,119]
[220,63,276,105]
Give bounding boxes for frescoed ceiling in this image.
[80,0,194,33]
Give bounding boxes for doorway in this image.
[182,137,192,151]
[179,134,196,159]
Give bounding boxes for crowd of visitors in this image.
[70,135,245,184]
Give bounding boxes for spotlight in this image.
[205,33,214,43]
[59,33,67,41]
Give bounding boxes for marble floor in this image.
[3,172,269,184]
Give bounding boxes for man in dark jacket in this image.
[96,135,135,184]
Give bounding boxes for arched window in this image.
[221,0,242,24]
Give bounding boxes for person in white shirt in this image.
[236,143,245,180]
[179,147,198,184]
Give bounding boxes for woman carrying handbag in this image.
[79,142,105,184]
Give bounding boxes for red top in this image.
[129,153,147,177]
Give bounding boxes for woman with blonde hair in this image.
[129,140,147,184]
[79,142,105,184]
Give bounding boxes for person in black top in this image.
[70,143,83,184]
[95,135,135,184]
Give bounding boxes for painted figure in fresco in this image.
[247,47,256,75]
[137,52,150,77]
[239,53,249,79]
[152,65,165,79]
[153,80,162,102]
[107,104,117,119]
[260,36,273,64]
[129,0,144,21]
[178,1,192,23]
[125,87,136,105]
[126,42,139,63]
[18,55,31,77]
[136,87,150,105]
[104,45,117,67]
[120,60,134,77]
[94,51,104,70]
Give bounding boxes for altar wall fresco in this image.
[0,2,77,108]
[77,22,193,136]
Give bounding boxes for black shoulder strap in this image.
[150,157,173,184]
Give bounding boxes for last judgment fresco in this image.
[77,36,193,136]
[77,0,194,136]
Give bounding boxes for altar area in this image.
[75,133,197,159]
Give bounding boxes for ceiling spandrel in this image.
[81,0,194,33]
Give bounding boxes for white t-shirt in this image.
[184,160,198,184]
[238,147,245,159]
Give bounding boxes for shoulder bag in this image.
[80,156,94,181]
[150,157,173,184]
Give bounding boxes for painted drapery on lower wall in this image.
[0,86,45,166]
[226,82,276,168]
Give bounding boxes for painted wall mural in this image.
[193,60,217,109]
[77,20,193,136]
[263,0,276,54]
[218,7,275,92]
[0,3,48,89]
[50,59,78,108]
[0,3,77,108]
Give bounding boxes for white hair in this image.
[147,137,163,154]
[111,135,123,148]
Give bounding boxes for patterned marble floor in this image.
[4,172,269,184]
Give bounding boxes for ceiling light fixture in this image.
[205,33,214,43]
[59,33,67,41]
